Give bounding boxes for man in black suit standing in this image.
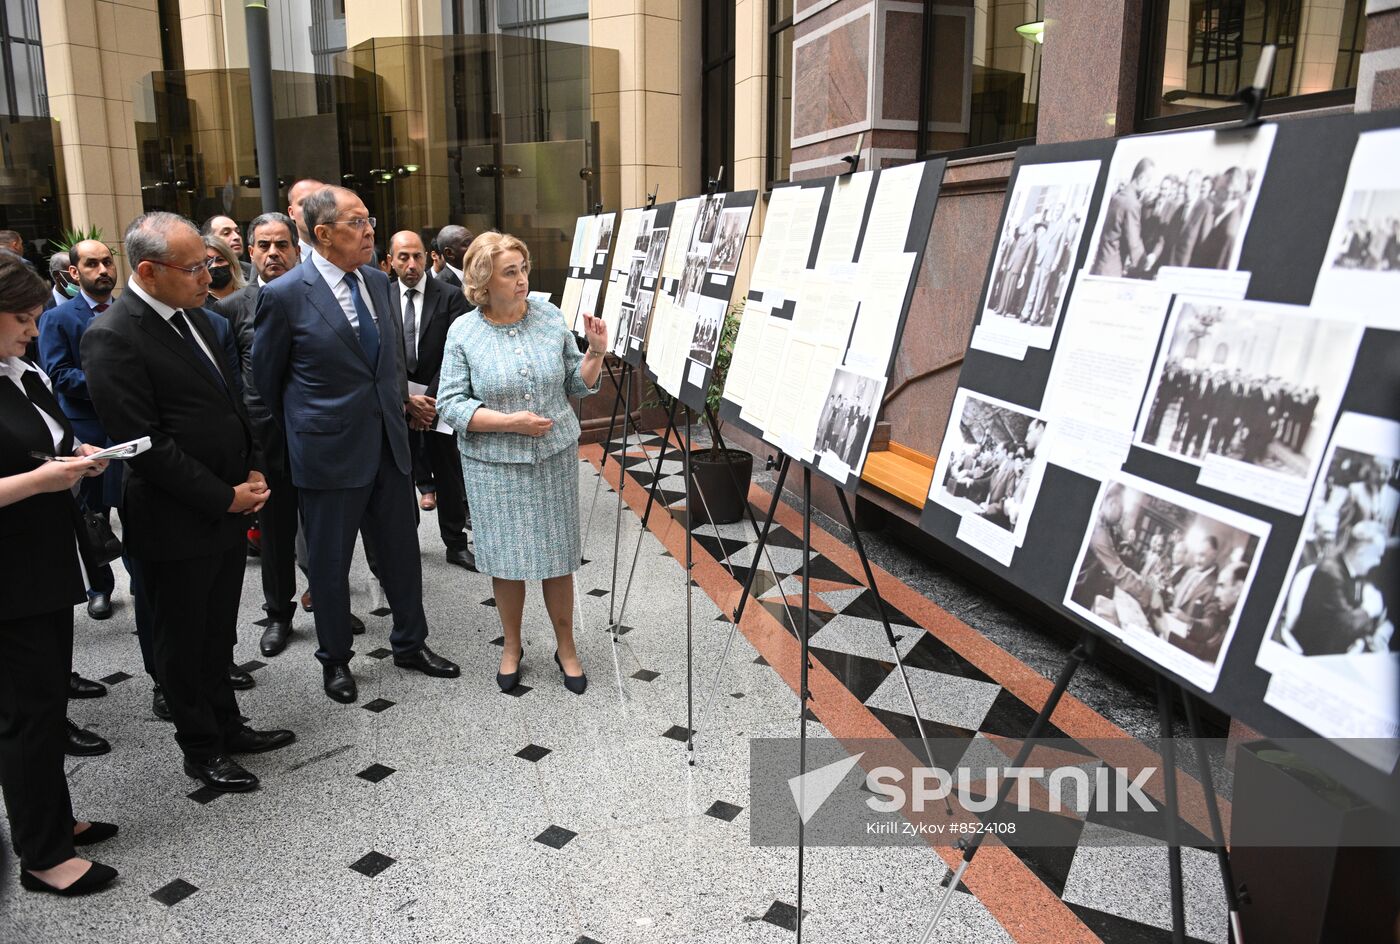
[254,188,460,703]
[387,230,475,569]
[1291,521,1388,656]
[434,224,473,289]
[212,212,303,656]
[83,212,295,793]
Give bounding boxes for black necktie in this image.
[170,310,227,390]
[403,287,418,372]
[20,369,73,455]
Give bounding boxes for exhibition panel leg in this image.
[1182,691,1246,944]
[920,632,1098,942]
[796,465,814,944]
[579,358,628,558]
[1157,676,1188,944]
[612,395,681,637]
[683,406,696,761]
[607,363,634,631]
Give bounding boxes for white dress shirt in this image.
[398,278,424,360]
[310,249,378,336]
[1,357,69,453]
[124,277,219,365]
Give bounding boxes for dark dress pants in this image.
[258,468,300,622]
[300,437,429,666]
[0,608,76,870]
[141,546,245,760]
[423,429,470,552]
[411,429,435,495]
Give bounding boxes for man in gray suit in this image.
[1091,158,1156,278]
[253,187,459,703]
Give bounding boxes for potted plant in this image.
[686,298,754,525]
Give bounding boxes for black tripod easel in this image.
[916,637,1247,944]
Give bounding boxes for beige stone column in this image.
[38,0,161,258]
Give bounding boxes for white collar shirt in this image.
[310,249,377,336]
[125,277,218,365]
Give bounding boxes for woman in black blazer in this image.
[0,255,118,895]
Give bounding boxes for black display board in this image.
[919,110,1400,811]
[617,201,676,369]
[719,160,946,491]
[561,209,617,333]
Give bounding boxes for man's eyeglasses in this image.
[331,217,376,230]
[148,257,218,276]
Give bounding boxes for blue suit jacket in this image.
[37,293,105,439]
[251,255,410,490]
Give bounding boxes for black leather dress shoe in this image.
[65,718,110,756]
[259,620,293,657]
[323,665,357,703]
[394,644,460,678]
[228,663,255,690]
[227,726,296,754]
[20,861,118,896]
[86,592,112,620]
[69,672,107,699]
[350,613,366,635]
[183,754,259,793]
[73,821,118,846]
[151,685,172,721]
[445,547,478,572]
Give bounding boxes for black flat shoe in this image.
[152,685,172,721]
[86,592,112,621]
[65,718,110,757]
[394,644,460,678]
[20,861,118,896]
[228,663,255,690]
[323,665,357,703]
[227,726,296,754]
[183,754,259,793]
[259,620,292,657]
[553,651,587,696]
[73,822,118,847]
[69,672,107,699]
[496,646,525,693]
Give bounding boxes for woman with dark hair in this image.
[0,254,119,895]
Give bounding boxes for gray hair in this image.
[48,250,70,275]
[246,211,297,247]
[124,211,199,267]
[300,187,348,243]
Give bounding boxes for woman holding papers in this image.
[0,255,120,895]
[436,233,607,695]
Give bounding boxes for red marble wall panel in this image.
[881,10,922,122]
[792,13,872,141]
[1038,0,1144,142]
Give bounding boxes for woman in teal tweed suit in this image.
[436,232,607,695]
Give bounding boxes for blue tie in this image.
[345,271,380,366]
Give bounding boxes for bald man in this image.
[387,231,474,568]
[286,178,328,258]
[434,224,473,288]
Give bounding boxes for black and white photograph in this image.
[1135,297,1361,514]
[1256,412,1399,753]
[595,214,615,253]
[688,295,726,367]
[1313,128,1400,319]
[1065,472,1268,691]
[631,288,655,341]
[692,193,724,250]
[643,227,668,278]
[976,160,1099,351]
[635,214,655,256]
[1086,125,1275,281]
[624,257,645,304]
[612,304,635,357]
[576,278,601,322]
[677,251,708,311]
[929,390,1052,563]
[813,367,885,479]
[707,206,751,276]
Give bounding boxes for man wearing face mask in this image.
[45,251,73,311]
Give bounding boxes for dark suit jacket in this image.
[81,292,256,562]
[213,282,286,475]
[1091,184,1145,277]
[1190,203,1243,270]
[36,293,106,436]
[252,255,411,491]
[390,275,470,396]
[1292,556,1374,656]
[0,371,87,619]
[436,266,462,290]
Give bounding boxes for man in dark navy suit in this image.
[84,212,294,793]
[253,186,459,703]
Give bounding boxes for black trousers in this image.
[0,608,75,870]
[257,468,300,622]
[142,546,245,759]
[416,429,470,552]
[300,438,429,666]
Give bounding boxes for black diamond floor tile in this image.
[187,786,222,805]
[760,900,804,931]
[150,878,199,906]
[535,825,577,849]
[490,636,505,647]
[481,597,497,607]
[504,684,533,698]
[99,671,132,685]
[704,800,744,822]
[631,669,660,682]
[366,648,393,660]
[839,588,921,627]
[349,851,396,877]
[362,698,395,713]
[662,724,695,742]
[356,763,396,783]
[976,688,1093,754]
[753,655,769,666]
[810,648,895,703]
[236,659,267,673]
[370,607,392,617]
[575,936,604,944]
[587,588,609,597]
[866,706,978,767]
[516,744,552,762]
[902,632,998,686]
